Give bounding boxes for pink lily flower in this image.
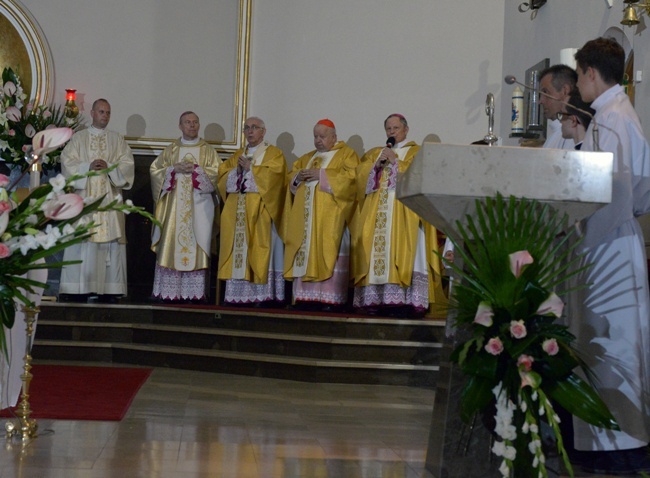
[3,81,16,96]
[42,193,84,220]
[31,127,73,156]
[473,301,494,327]
[25,124,36,139]
[535,292,564,318]
[5,106,21,122]
[509,250,533,278]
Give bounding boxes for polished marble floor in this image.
[0,363,632,478]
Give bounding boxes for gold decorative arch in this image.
[0,0,54,105]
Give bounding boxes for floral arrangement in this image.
[0,127,156,354]
[0,67,81,174]
[445,194,618,478]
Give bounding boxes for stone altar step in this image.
[33,303,445,386]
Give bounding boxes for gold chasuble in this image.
[150,139,221,272]
[217,143,287,284]
[283,141,359,282]
[353,142,446,313]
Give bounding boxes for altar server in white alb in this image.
[150,111,221,303]
[570,37,650,475]
[59,99,135,303]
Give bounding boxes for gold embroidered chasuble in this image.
[150,139,221,271]
[353,142,445,305]
[61,128,135,244]
[217,143,287,284]
[282,141,359,282]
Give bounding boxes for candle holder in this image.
[5,304,39,441]
[64,89,79,119]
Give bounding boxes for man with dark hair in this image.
[570,36,650,475]
[538,64,578,149]
[150,111,221,303]
[558,91,594,150]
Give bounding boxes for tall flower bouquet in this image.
[0,127,156,355]
[0,67,81,174]
[445,194,618,478]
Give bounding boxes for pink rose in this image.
[510,320,527,339]
[536,292,564,318]
[517,354,534,372]
[42,193,84,220]
[5,106,21,122]
[0,200,11,214]
[509,250,533,278]
[473,301,494,327]
[0,243,10,259]
[7,129,15,136]
[0,174,9,187]
[485,337,504,356]
[542,338,559,356]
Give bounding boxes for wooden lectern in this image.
[396,143,613,478]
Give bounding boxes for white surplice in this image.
[571,84,650,451]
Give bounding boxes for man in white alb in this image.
[59,98,134,303]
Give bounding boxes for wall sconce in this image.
[621,0,650,26]
[64,89,79,119]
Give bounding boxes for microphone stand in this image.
[505,76,600,152]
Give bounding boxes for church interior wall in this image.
[18,0,506,159]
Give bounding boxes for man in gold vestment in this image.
[352,114,445,318]
[59,99,135,303]
[283,119,359,309]
[217,117,287,305]
[150,111,221,302]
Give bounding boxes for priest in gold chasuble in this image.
[282,119,359,308]
[59,99,135,302]
[352,114,446,318]
[217,117,287,305]
[150,111,221,302]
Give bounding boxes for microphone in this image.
[380,136,396,165]
[504,75,600,151]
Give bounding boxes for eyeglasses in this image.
[556,112,573,121]
[243,125,263,132]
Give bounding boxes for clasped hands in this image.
[173,162,195,174]
[90,159,108,171]
[237,154,252,172]
[297,168,320,182]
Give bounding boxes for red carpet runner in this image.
[2,364,152,421]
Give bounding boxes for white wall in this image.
[247,1,506,159]
[18,0,506,160]
[500,0,650,144]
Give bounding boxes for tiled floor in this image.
[0,363,634,477]
[0,363,437,478]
